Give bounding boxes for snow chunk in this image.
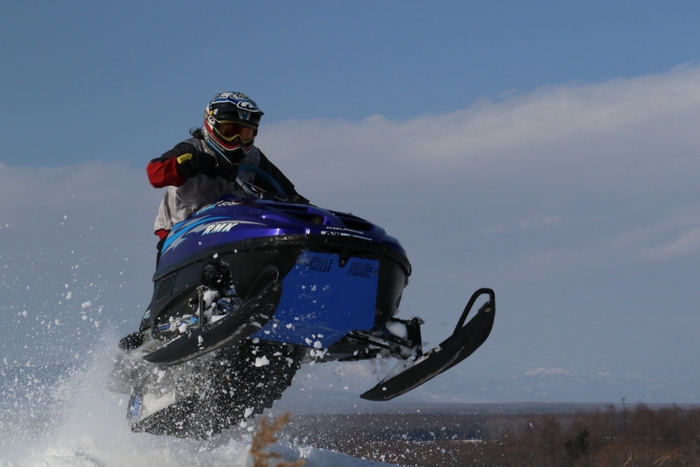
[202,289,218,305]
[386,321,408,339]
[255,356,270,367]
[81,301,92,309]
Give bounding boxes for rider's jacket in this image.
[147,135,303,237]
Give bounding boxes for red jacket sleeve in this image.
[146,142,195,188]
[147,157,186,188]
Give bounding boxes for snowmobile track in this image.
[131,340,303,439]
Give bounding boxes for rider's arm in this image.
[146,142,197,188]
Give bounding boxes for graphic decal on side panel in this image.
[202,221,264,235]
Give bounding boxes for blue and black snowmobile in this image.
[110,168,495,439]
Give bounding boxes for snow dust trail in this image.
[0,332,403,467]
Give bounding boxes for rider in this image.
[147,92,307,247]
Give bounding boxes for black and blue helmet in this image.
[203,92,264,157]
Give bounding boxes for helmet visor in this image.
[214,121,256,144]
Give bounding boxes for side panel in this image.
[252,252,378,348]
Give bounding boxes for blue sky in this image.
[2,1,700,167]
[2,2,700,404]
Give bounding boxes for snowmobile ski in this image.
[143,267,282,365]
[360,288,495,401]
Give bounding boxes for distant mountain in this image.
[388,366,700,405]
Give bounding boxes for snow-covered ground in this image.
[0,336,403,467]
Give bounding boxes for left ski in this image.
[360,288,495,401]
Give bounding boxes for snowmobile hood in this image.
[157,195,408,273]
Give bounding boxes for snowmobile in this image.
[110,167,495,439]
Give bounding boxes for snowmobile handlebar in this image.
[236,164,287,196]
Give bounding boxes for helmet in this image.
[203,92,264,160]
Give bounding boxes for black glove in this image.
[176,152,218,178]
[176,151,242,181]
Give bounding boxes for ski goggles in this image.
[214,121,256,143]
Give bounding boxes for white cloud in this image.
[258,65,700,266]
[263,64,700,173]
[642,227,700,261]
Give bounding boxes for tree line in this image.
[284,403,700,466]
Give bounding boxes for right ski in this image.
[361,288,495,401]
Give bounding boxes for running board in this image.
[143,268,282,365]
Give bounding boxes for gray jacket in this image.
[153,138,262,232]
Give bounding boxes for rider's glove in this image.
[176,152,217,177]
[176,152,240,181]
